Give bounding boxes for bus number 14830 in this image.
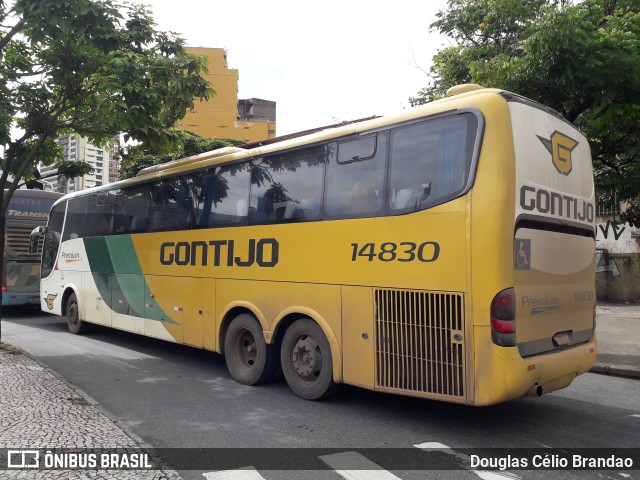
[350,242,440,263]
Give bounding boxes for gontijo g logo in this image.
[537,131,579,176]
[45,293,58,310]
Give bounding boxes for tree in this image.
[412,0,640,225]
[118,130,242,179]
[0,0,213,323]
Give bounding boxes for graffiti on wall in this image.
[595,248,620,277]
[596,220,640,254]
[598,221,626,241]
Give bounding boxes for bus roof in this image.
[4,189,63,201]
[51,86,567,206]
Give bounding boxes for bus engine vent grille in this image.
[375,289,465,397]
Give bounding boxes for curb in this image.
[590,362,640,379]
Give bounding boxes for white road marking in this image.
[415,442,521,480]
[320,451,403,480]
[203,467,265,480]
[201,444,528,480]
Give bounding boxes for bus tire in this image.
[224,313,278,385]
[66,293,87,334]
[280,318,338,400]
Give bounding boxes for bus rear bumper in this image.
[474,332,597,406]
[1,292,41,306]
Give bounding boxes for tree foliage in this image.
[118,130,242,179]
[412,0,640,225]
[1,0,213,195]
[0,0,213,314]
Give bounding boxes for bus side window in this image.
[387,114,476,214]
[62,196,89,241]
[87,193,112,237]
[121,184,151,233]
[193,162,251,228]
[92,215,111,237]
[149,176,193,231]
[249,146,326,225]
[111,215,130,234]
[325,132,388,218]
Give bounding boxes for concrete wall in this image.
[596,219,640,303]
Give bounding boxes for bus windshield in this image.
[3,189,62,306]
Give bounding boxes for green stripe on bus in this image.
[84,237,115,273]
[106,236,143,275]
[104,235,145,317]
[84,236,177,324]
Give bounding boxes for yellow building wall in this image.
[180,47,276,143]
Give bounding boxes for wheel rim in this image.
[233,329,257,369]
[68,303,78,326]
[291,334,322,382]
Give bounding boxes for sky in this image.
[133,0,449,136]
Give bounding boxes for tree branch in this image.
[564,96,595,123]
[407,44,431,77]
[1,133,52,216]
[593,154,621,173]
[0,17,25,51]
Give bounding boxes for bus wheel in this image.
[281,318,338,400]
[224,313,278,385]
[66,293,86,334]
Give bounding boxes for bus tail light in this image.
[1,264,6,292]
[491,288,516,346]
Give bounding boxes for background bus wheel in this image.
[224,313,278,385]
[281,318,338,400]
[66,293,86,334]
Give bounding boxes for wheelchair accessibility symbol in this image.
[515,238,531,270]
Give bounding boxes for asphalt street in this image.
[2,307,638,480]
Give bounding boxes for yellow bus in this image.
[31,85,596,405]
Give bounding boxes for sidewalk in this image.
[0,303,637,478]
[0,343,179,480]
[591,303,640,378]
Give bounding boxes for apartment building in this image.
[41,135,117,194]
[180,47,276,143]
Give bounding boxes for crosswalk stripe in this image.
[203,467,265,480]
[414,442,521,480]
[474,471,521,480]
[202,443,525,479]
[320,451,403,480]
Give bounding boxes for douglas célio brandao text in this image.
[470,453,634,470]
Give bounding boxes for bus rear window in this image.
[387,113,478,214]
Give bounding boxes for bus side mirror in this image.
[421,182,432,202]
[29,226,45,253]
